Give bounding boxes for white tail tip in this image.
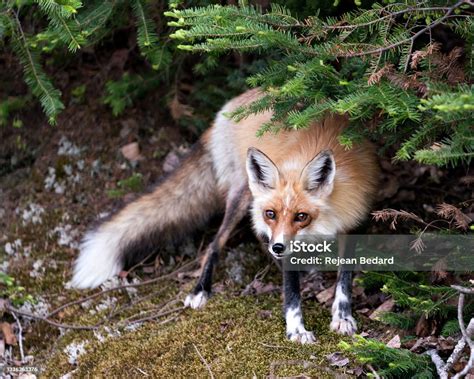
[70,230,123,289]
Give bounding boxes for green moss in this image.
[46,295,353,377]
[107,173,144,198]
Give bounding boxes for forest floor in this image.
[0,52,472,377]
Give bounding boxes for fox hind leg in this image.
[185,184,251,309]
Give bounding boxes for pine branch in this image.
[12,10,64,124]
[132,0,171,70]
[336,0,470,57]
[36,0,85,52]
[132,0,158,48]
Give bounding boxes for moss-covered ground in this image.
[46,294,355,378]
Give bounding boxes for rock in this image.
[386,335,401,348]
[121,142,144,162]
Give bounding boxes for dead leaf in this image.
[415,314,432,337]
[258,310,272,319]
[386,335,401,348]
[356,308,370,315]
[326,352,350,367]
[142,266,155,274]
[378,176,399,200]
[121,142,144,162]
[430,258,449,282]
[409,336,436,352]
[438,337,456,352]
[394,189,415,203]
[108,49,130,71]
[369,298,395,320]
[220,321,234,333]
[352,285,365,297]
[1,322,17,345]
[177,268,201,279]
[119,119,138,138]
[241,279,279,296]
[316,283,336,304]
[168,94,193,121]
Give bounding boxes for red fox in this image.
[71,88,379,343]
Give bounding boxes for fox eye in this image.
[294,212,309,222]
[265,210,276,220]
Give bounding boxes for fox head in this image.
[246,147,337,259]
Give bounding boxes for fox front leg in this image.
[330,235,357,335]
[283,270,316,344]
[330,270,357,335]
[184,184,251,309]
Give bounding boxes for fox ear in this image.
[301,150,336,197]
[246,147,279,191]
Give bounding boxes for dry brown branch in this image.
[372,209,425,230]
[411,43,441,69]
[436,203,472,230]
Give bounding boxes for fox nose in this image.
[272,243,286,255]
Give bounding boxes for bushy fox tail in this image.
[71,139,222,289]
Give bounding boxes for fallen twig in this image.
[453,288,474,379]
[258,342,294,350]
[193,343,215,379]
[98,287,172,324]
[367,364,381,379]
[11,312,24,363]
[119,305,184,326]
[426,349,448,379]
[47,258,198,319]
[425,285,474,379]
[5,265,192,332]
[5,303,99,330]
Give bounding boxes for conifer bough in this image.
[1,0,170,124]
[166,1,474,167]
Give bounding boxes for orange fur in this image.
[218,88,379,236]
